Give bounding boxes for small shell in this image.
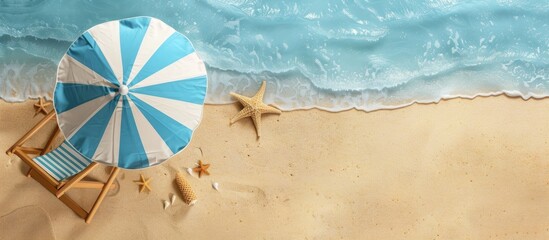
[212,182,219,191]
[163,200,171,210]
[186,168,193,176]
[170,193,176,204]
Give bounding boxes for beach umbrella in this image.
[53,16,207,169]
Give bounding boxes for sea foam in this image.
[0,0,547,111]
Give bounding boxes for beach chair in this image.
[6,109,120,223]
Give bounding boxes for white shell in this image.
[186,168,193,176]
[170,193,176,204]
[212,182,219,191]
[163,200,171,210]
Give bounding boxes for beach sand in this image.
[1,96,548,239]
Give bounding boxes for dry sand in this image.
[1,96,549,239]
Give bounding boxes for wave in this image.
[0,0,548,112]
[206,60,549,112]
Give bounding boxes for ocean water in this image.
[0,0,547,111]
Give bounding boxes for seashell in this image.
[163,200,171,210]
[212,182,220,191]
[175,172,197,205]
[186,167,193,176]
[170,193,176,204]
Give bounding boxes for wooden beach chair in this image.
[6,108,120,223]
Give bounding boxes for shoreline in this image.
[4,89,548,113]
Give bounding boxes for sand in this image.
[1,96,549,239]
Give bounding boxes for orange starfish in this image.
[33,98,51,116]
[133,174,152,193]
[193,160,210,178]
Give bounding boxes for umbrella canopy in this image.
[54,16,207,169]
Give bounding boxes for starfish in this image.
[134,174,152,193]
[193,160,210,178]
[230,81,281,137]
[33,98,51,116]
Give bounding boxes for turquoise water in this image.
[0,0,548,111]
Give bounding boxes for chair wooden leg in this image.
[6,110,55,155]
[20,146,46,178]
[14,148,59,186]
[71,180,116,189]
[41,127,60,155]
[56,162,98,197]
[29,170,88,219]
[19,147,45,155]
[85,167,120,224]
[8,110,126,223]
[58,195,89,219]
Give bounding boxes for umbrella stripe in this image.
[67,32,119,86]
[54,83,117,114]
[87,20,123,86]
[58,54,118,88]
[65,95,118,140]
[131,92,203,131]
[125,18,176,87]
[128,94,193,154]
[69,94,122,159]
[93,99,122,167]
[131,76,206,105]
[57,94,115,140]
[120,17,151,85]
[117,96,149,169]
[130,52,206,89]
[128,96,174,166]
[127,32,195,88]
[56,17,207,170]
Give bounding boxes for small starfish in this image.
[230,81,281,137]
[134,174,152,193]
[193,160,210,178]
[33,98,51,116]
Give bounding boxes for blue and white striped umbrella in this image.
[54,17,207,169]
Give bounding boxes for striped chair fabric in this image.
[33,140,92,181]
